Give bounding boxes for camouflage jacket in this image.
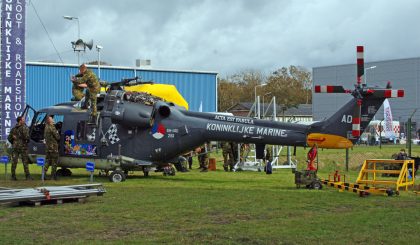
[75,69,100,93]
[7,126,16,144]
[11,124,29,149]
[44,124,60,152]
[221,142,233,152]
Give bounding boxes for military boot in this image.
[11,175,17,181]
[25,174,33,180]
[223,166,228,172]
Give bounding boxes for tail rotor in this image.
[314,46,404,140]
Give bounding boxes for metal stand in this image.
[41,166,45,184]
[4,162,7,180]
[1,156,9,180]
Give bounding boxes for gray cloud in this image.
[24,0,420,76]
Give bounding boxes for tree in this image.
[218,70,265,111]
[217,66,312,112]
[218,77,241,112]
[265,66,312,108]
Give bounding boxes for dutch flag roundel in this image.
[151,122,166,139]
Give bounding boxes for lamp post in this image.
[96,45,103,80]
[254,83,266,118]
[63,15,80,64]
[364,65,376,84]
[262,92,272,118]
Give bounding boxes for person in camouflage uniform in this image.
[71,79,84,101]
[240,143,250,163]
[71,64,100,118]
[230,142,239,167]
[221,142,232,172]
[199,142,210,172]
[44,116,60,180]
[7,116,32,180]
[265,145,273,163]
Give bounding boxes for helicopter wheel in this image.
[311,181,323,190]
[56,169,64,177]
[56,168,72,177]
[109,170,126,183]
[162,166,176,176]
[63,168,72,177]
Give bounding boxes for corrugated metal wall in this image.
[313,57,420,123]
[26,62,218,112]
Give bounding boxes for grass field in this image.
[0,145,419,244]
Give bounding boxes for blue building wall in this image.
[26,62,218,112]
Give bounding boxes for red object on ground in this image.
[306,145,318,171]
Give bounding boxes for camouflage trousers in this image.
[45,151,59,176]
[72,87,84,101]
[11,148,30,177]
[199,154,209,169]
[222,150,234,170]
[88,91,98,117]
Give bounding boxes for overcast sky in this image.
[25,0,420,76]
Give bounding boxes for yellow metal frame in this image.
[356,159,416,191]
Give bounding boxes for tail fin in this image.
[310,96,384,142]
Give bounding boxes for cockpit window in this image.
[73,97,85,109]
[30,113,64,143]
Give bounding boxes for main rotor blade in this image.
[367,89,405,98]
[314,85,350,93]
[357,46,364,85]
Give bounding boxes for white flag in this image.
[383,99,394,139]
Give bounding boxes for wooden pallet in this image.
[21,196,88,206]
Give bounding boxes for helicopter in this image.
[22,46,404,182]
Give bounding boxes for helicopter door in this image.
[28,111,47,154]
[29,112,47,143]
[22,104,36,126]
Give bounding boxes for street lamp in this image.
[262,92,272,118]
[96,45,103,80]
[364,65,376,84]
[254,83,267,118]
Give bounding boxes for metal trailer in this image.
[0,183,106,206]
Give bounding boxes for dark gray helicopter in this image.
[23,46,404,182]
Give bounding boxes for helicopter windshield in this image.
[73,97,85,109]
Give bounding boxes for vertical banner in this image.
[1,0,26,140]
[383,99,394,139]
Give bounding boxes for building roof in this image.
[226,102,312,116]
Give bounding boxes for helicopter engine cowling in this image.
[110,101,152,128]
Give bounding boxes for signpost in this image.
[86,162,95,182]
[1,155,9,180]
[37,157,45,183]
